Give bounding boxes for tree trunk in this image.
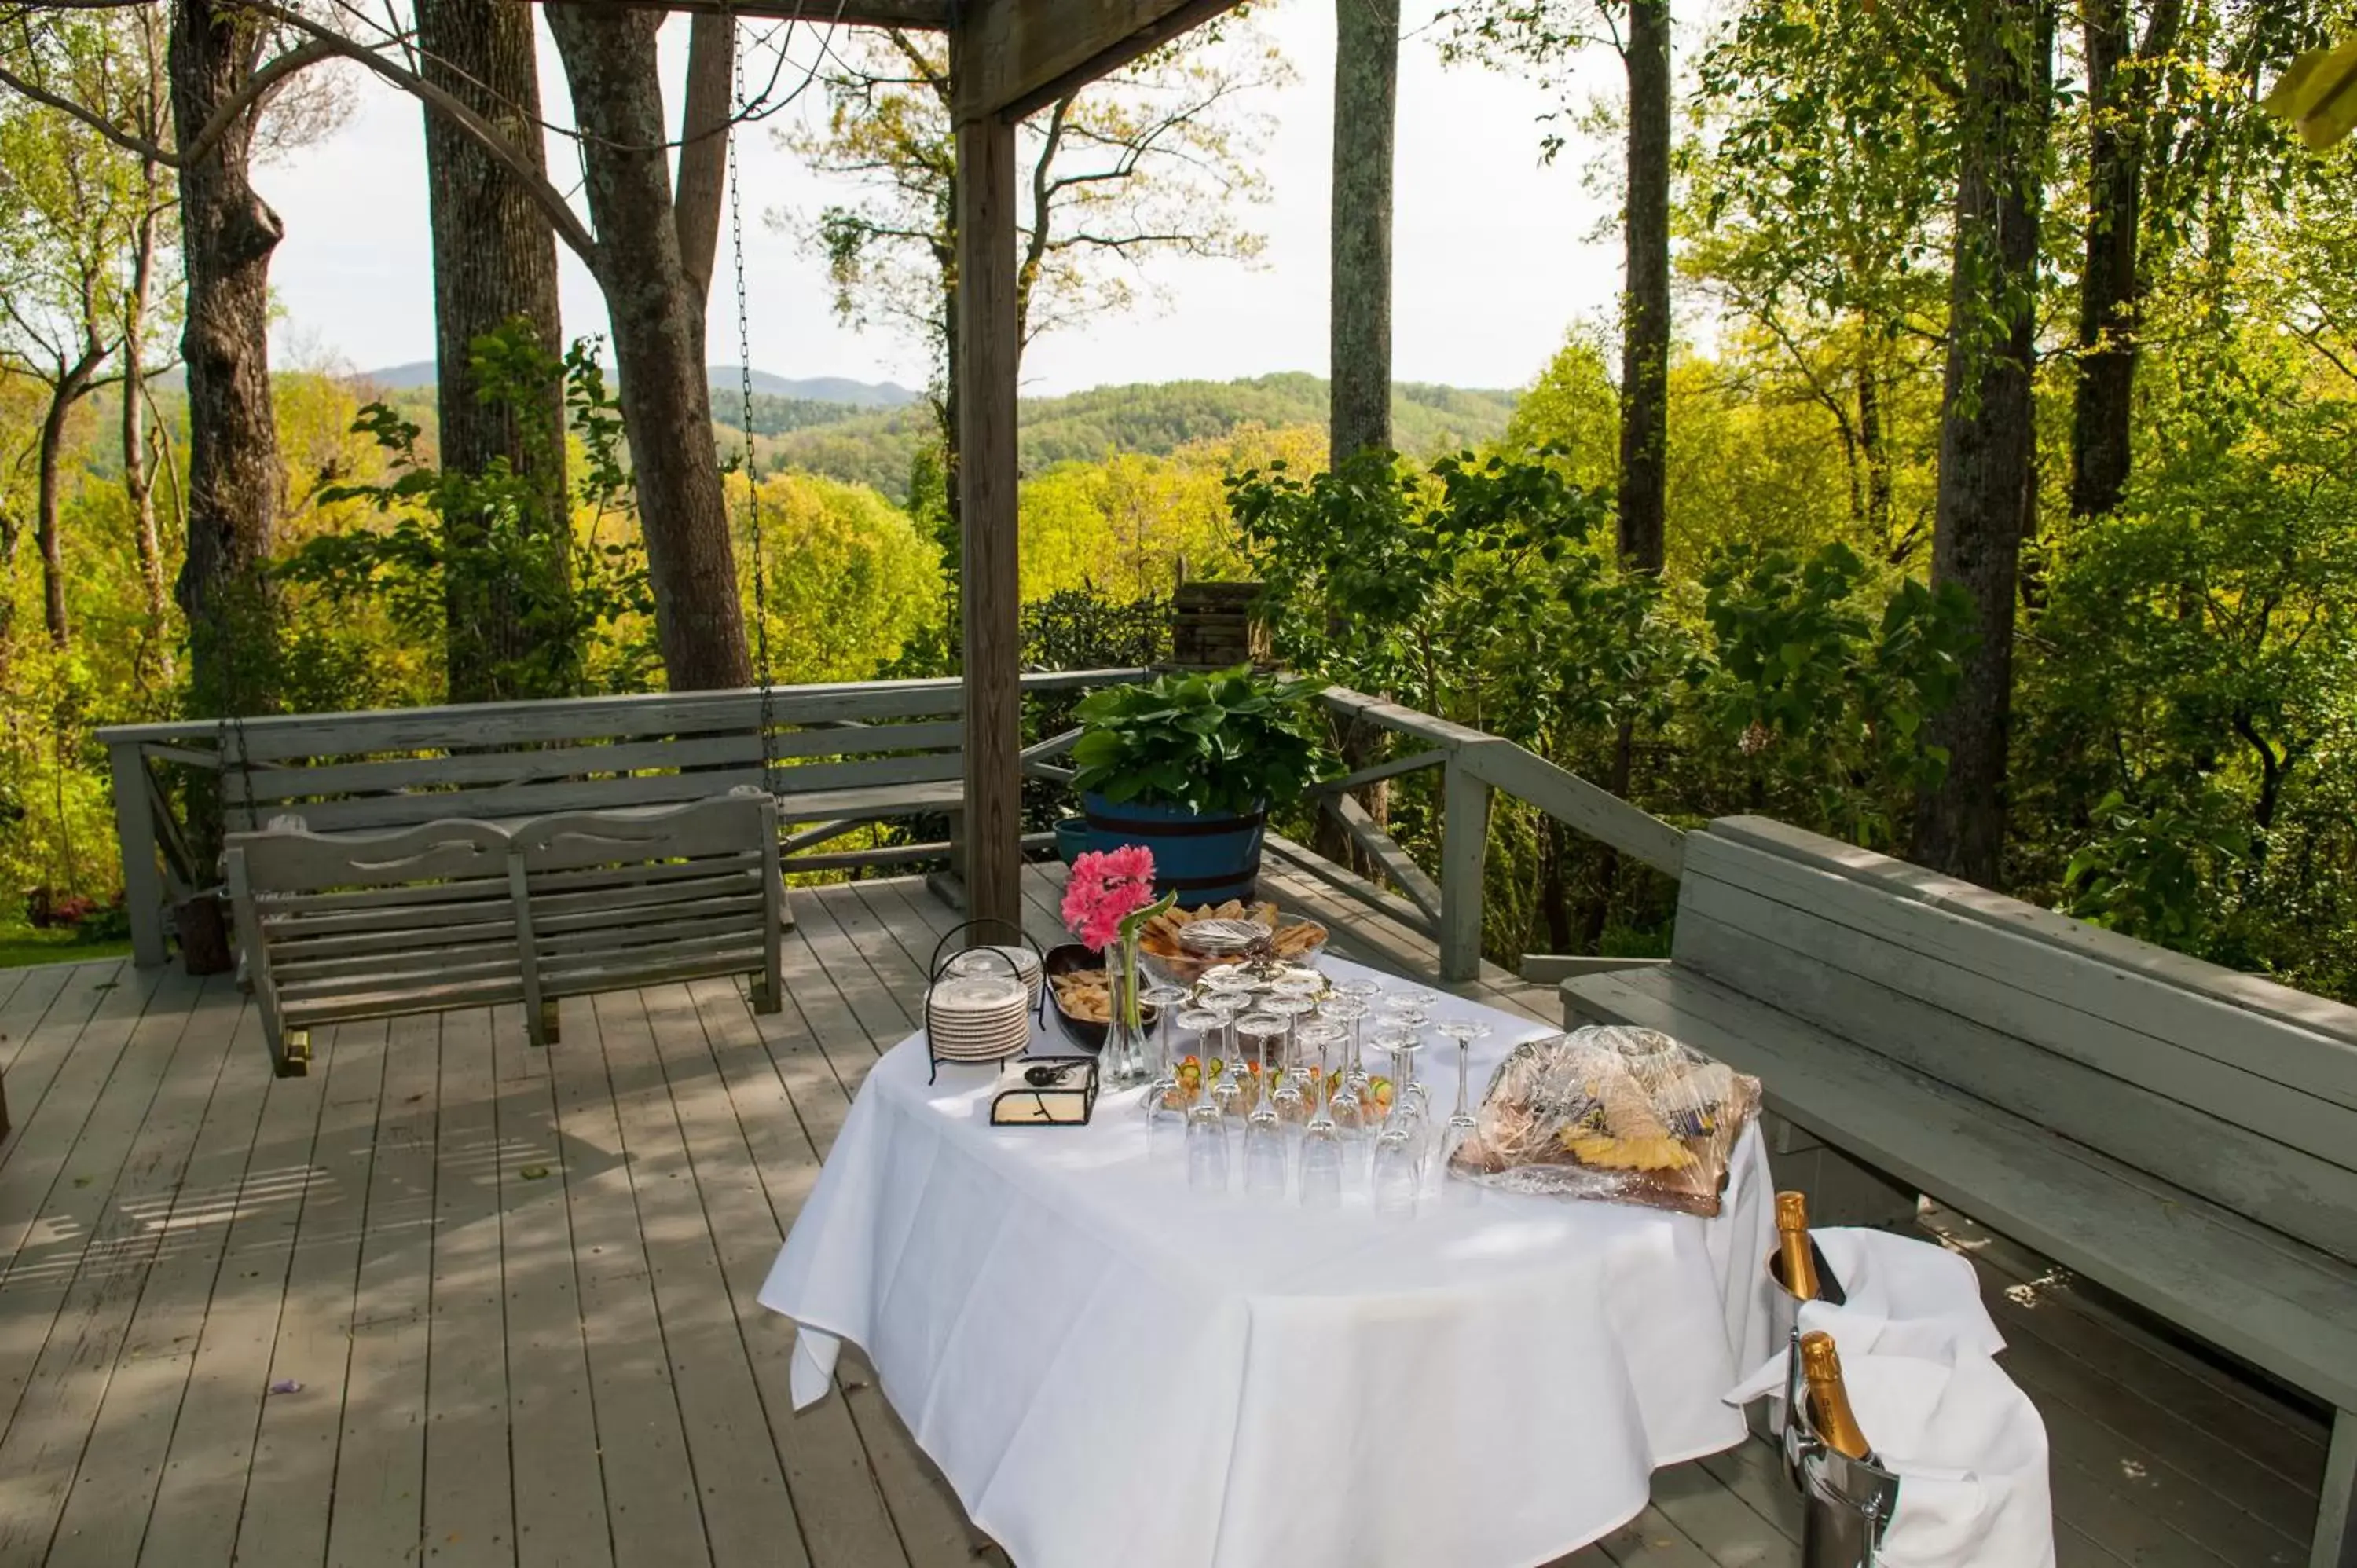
[2069,0,2182,519]
[1914,0,2049,888]
[35,346,104,653]
[674,13,731,305]
[419,0,568,702]
[1857,346,1896,552]
[123,196,170,688]
[546,4,751,691]
[1329,0,1398,463]
[171,0,284,724]
[1615,0,1672,573]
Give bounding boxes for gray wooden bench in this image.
[225,795,783,1077]
[1560,815,2357,1568]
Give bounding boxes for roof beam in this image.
[950,0,1242,122]
[541,0,951,34]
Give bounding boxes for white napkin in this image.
[1738,1228,2006,1391]
[1837,1350,2056,1568]
[1725,1230,2048,1568]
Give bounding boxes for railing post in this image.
[1439,749,1491,984]
[109,740,169,968]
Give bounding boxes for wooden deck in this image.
[0,858,2331,1567]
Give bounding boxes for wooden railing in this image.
[1300,687,1686,982]
[99,670,1681,982]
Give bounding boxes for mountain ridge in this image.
[354,360,920,408]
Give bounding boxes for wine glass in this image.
[1370,1024,1423,1136]
[1234,1012,1287,1123]
[1371,1120,1420,1215]
[1238,1013,1289,1200]
[1199,990,1252,1125]
[1156,1004,1219,1152]
[1139,981,1192,1128]
[1434,1018,1491,1205]
[1264,992,1319,1108]
[1296,1019,1347,1208]
[1186,1086,1230,1196]
[1379,995,1434,1119]
[1323,995,1373,1104]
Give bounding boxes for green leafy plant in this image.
[1070,666,1334,819]
[1699,540,1975,848]
[280,324,658,699]
[2064,790,2251,943]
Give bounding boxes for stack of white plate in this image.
[944,944,1043,1013]
[926,973,1034,1063]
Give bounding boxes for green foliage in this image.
[2014,364,2357,995]
[715,392,867,438]
[740,470,944,684]
[2063,790,2250,943]
[1023,588,1168,672]
[1699,542,1974,847]
[280,328,657,700]
[1071,666,1334,818]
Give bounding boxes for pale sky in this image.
[257,1,1626,397]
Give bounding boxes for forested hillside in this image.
[735,374,1518,499]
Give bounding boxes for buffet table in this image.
[760,958,1778,1568]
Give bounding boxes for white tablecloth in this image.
[761,958,1779,1568]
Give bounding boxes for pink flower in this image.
[1063,845,1158,951]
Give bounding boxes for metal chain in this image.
[727,6,779,797]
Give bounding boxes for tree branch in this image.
[240,2,600,264]
[0,34,339,170]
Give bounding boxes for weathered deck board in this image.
[0,866,2328,1566]
[324,1009,440,1566]
[139,993,336,1563]
[596,983,802,1568]
[0,969,207,1561]
[558,991,709,1564]
[42,977,245,1567]
[232,1017,388,1568]
[425,1000,520,1565]
[488,1000,614,1568]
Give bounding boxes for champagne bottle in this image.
[1775,1189,1820,1300]
[1798,1330,1875,1461]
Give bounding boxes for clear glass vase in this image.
[1101,935,1152,1088]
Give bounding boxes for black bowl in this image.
[1043,943,1160,1052]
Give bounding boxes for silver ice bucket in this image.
[1794,1434,1901,1568]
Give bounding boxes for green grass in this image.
[0,924,133,969]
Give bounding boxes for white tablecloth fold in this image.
[761,959,1780,1568]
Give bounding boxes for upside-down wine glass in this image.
[1296,1019,1347,1209]
[1369,1023,1427,1215]
[1380,988,1436,1119]
[1200,989,1252,1127]
[1434,1017,1491,1205]
[1139,981,1192,1130]
[1180,1006,1232,1192]
[1237,1012,1290,1200]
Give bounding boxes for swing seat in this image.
[509,793,784,1047]
[225,795,783,1075]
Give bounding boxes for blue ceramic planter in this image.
[1079,793,1266,907]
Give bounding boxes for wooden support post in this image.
[954,86,1022,938]
[1439,755,1490,984]
[2319,1407,2356,1568]
[109,740,170,967]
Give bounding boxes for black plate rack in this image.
[924,919,1046,1083]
